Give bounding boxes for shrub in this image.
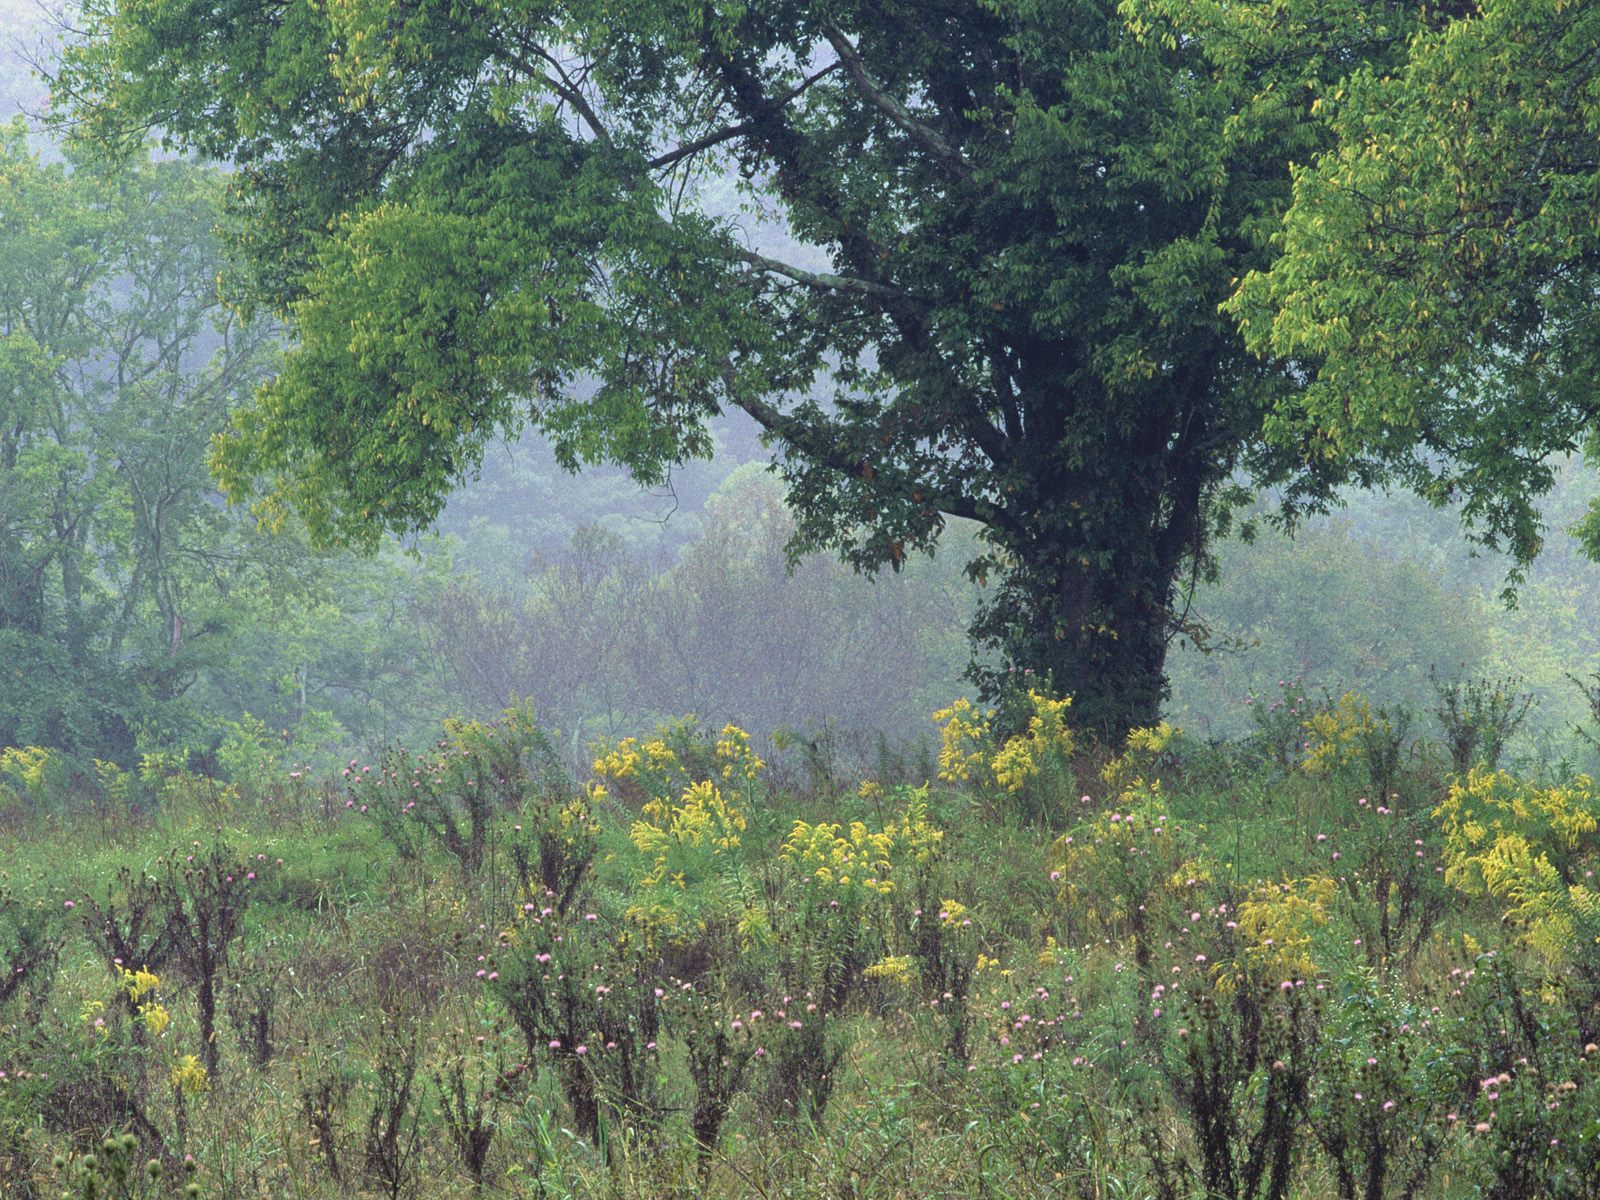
[1431,672,1534,774]
[157,844,265,1075]
[353,703,566,876]
[490,903,663,1148]
[1308,969,1456,1200]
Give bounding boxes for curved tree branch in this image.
[648,62,842,171]
[821,22,974,180]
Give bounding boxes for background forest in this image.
[6,0,1600,778]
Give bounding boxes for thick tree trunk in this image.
[1061,570,1171,737]
[1025,544,1175,742]
[969,429,1205,743]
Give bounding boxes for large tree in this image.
[55,0,1438,735]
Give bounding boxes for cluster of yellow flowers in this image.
[120,965,160,1002]
[119,965,171,1037]
[783,791,943,895]
[1300,691,1386,776]
[991,692,1076,794]
[593,735,678,783]
[1034,937,1061,969]
[714,724,765,781]
[932,698,993,785]
[784,819,896,893]
[140,1002,171,1038]
[606,724,766,926]
[630,779,749,887]
[0,745,63,808]
[170,1054,208,1096]
[863,954,917,986]
[1230,876,1336,987]
[1434,767,1600,965]
[597,720,767,803]
[934,692,1076,794]
[1101,721,1180,798]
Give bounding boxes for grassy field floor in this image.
[1,693,1597,1198]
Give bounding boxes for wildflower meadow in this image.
[0,682,1597,1198]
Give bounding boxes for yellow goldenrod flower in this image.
[932,698,994,785]
[864,955,917,986]
[1434,767,1600,967]
[139,1002,171,1038]
[171,1054,208,1096]
[715,724,765,780]
[120,965,160,1003]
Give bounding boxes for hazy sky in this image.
[1,0,55,122]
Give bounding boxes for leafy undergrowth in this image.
[1,692,1599,1199]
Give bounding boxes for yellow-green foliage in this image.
[1434,767,1600,965]
[0,745,67,811]
[93,758,135,808]
[1230,876,1336,986]
[1300,691,1379,776]
[137,752,238,809]
[218,712,282,796]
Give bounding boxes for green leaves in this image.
[1219,0,1600,565]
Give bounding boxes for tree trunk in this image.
[1036,543,1174,740]
[969,426,1206,743]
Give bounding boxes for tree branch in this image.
[647,62,841,171]
[822,22,974,180]
[727,245,919,304]
[500,43,613,149]
[733,389,1020,535]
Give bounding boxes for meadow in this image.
[0,683,1597,1200]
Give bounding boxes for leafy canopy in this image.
[1211,0,1600,568]
[53,0,1467,731]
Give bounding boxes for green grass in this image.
[2,708,1598,1199]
